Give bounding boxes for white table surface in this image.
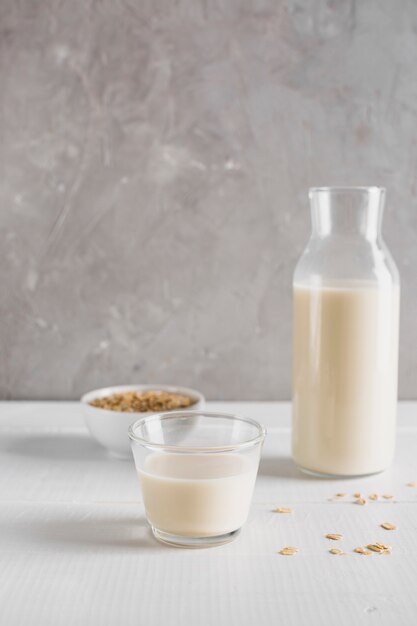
[1,401,417,626]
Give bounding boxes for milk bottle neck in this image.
[309,187,384,241]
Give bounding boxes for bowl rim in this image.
[128,410,267,453]
[80,384,205,415]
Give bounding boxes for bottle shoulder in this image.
[294,236,400,287]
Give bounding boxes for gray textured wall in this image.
[1,0,416,400]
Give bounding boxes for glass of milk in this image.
[292,187,400,477]
[129,411,266,547]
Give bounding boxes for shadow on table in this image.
[258,456,301,479]
[258,456,341,481]
[6,434,114,462]
[7,515,168,551]
[41,516,163,551]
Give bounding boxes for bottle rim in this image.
[309,186,385,194]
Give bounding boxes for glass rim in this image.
[128,410,267,453]
[309,186,385,194]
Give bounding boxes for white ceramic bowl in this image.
[81,384,205,459]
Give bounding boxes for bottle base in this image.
[296,464,388,479]
[151,526,241,548]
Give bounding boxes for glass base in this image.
[152,526,241,548]
[297,464,387,479]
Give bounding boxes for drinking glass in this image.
[129,411,266,547]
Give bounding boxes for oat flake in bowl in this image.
[90,390,197,413]
[81,385,205,459]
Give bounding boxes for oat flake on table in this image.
[278,547,299,556]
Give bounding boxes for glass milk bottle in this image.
[292,187,400,477]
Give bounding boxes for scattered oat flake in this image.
[353,492,362,498]
[407,482,417,488]
[367,543,391,554]
[380,522,397,531]
[335,493,347,497]
[279,547,299,556]
[382,494,394,499]
[325,533,343,541]
[355,497,367,506]
[367,544,383,553]
[329,548,345,555]
[274,507,293,514]
[369,494,379,501]
[354,547,372,555]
